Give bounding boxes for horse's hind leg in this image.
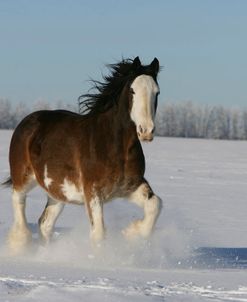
[123,180,162,240]
[38,197,64,244]
[8,181,36,255]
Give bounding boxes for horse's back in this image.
[10,110,82,156]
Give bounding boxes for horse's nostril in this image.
[151,127,155,134]
[139,125,143,134]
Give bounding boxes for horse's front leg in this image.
[86,196,105,245]
[123,181,162,240]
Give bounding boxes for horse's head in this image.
[129,57,160,142]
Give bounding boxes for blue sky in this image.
[0,0,246,107]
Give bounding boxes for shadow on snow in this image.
[189,247,247,269]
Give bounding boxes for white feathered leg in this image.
[8,190,32,255]
[39,196,64,244]
[123,181,162,240]
[87,196,105,245]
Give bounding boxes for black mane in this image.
[78,57,159,115]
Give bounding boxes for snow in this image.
[1,129,247,301]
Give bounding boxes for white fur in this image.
[8,189,33,255]
[60,178,84,203]
[123,183,161,240]
[44,165,53,189]
[130,75,159,138]
[89,196,105,243]
[12,190,27,226]
[39,197,64,243]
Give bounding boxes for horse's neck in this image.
[114,90,140,152]
[98,91,138,150]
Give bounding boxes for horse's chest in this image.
[106,141,145,179]
[82,141,145,200]
[113,142,145,196]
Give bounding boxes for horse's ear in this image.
[150,57,159,75]
[132,56,141,69]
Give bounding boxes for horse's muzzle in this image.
[137,125,155,142]
[137,132,154,142]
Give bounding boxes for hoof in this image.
[122,219,153,241]
[7,226,32,256]
[122,220,144,241]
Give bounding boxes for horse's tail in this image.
[1,177,12,188]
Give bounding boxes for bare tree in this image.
[13,102,30,127]
[155,101,247,140]
[33,99,51,111]
[0,98,13,129]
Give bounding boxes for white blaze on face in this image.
[130,75,159,141]
[44,165,53,189]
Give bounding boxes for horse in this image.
[3,56,162,254]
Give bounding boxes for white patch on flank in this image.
[44,165,53,189]
[60,178,84,203]
[130,74,159,133]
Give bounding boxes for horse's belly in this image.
[58,177,85,204]
[46,179,85,205]
[34,164,85,204]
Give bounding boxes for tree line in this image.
[0,98,77,129]
[1,98,247,140]
[155,101,247,140]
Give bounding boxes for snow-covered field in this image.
[1,129,247,301]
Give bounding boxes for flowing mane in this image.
[78,57,159,115]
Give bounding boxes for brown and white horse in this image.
[3,56,162,254]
